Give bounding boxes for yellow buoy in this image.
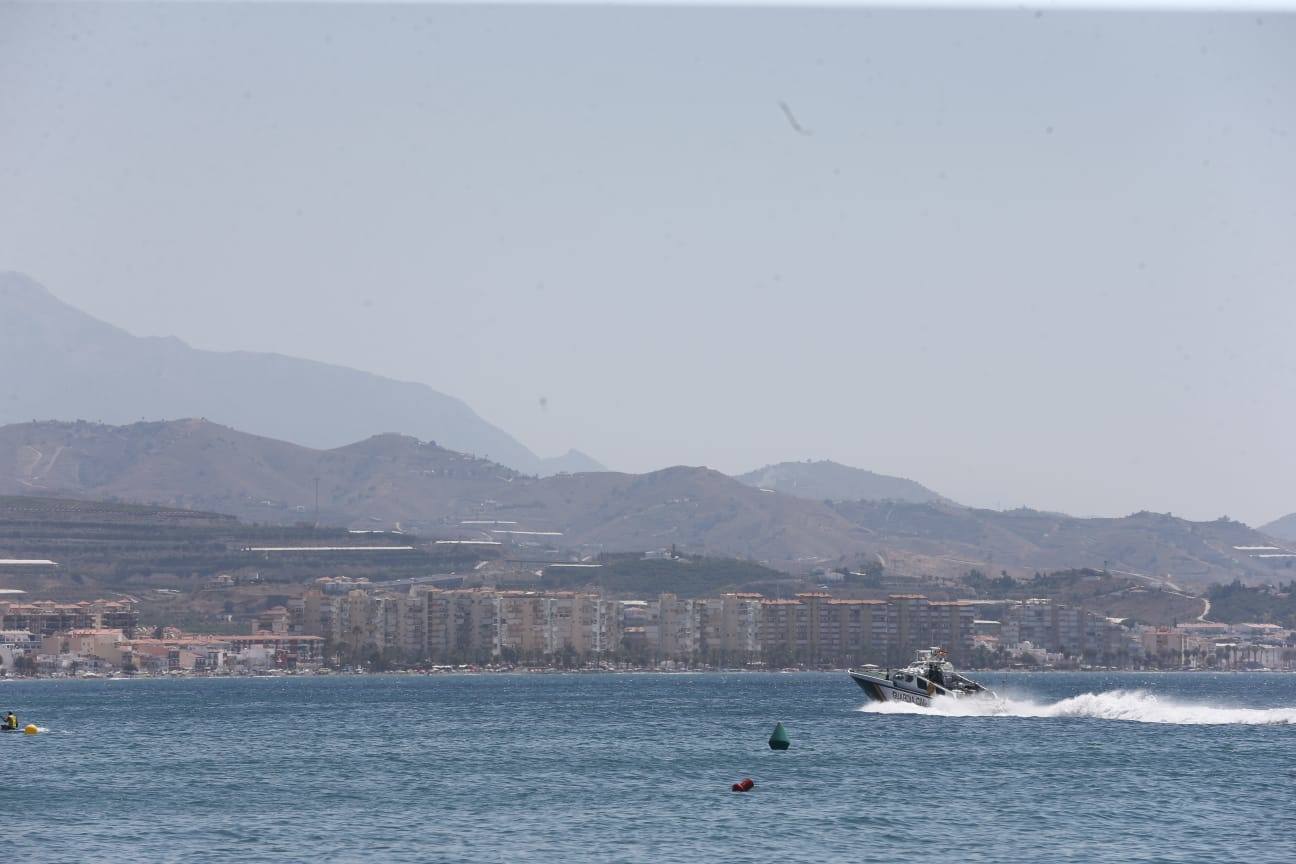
[23,724,38,735]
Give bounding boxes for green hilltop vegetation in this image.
[962,567,1206,626]
[965,567,1132,601]
[1206,580,1296,629]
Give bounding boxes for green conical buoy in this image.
[768,721,790,751]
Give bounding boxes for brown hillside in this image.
[0,421,866,566]
[3,420,1292,585]
[831,501,1292,590]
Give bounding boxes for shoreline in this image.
[4,666,1293,683]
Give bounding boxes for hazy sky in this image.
[1,2,1293,525]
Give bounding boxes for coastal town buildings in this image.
[276,581,1292,671]
[0,587,1292,676]
[0,599,138,636]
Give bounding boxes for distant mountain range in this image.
[1,419,1291,589]
[0,419,875,565]
[0,271,600,476]
[1260,513,1296,543]
[829,500,1293,593]
[737,460,945,504]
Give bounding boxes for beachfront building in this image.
[657,593,700,660]
[820,599,891,666]
[1141,628,1189,666]
[757,598,806,665]
[0,629,40,671]
[256,607,292,635]
[719,593,762,663]
[427,589,500,663]
[222,634,324,669]
[19,625,324,674]
[0,599,138,636]
[495,591,617,661]
[41,628,129,666]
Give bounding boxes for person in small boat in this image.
[3,712,17,730]
[927,664,945,688]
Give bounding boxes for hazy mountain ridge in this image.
[0,271,600,476]
[485,465,878,564]
[2,419,1291,587]
[1260,513,1296,542]
[0,419,519,530]
[537,449,607,475]
[830,500,1291,590]
[737,459,944,504]
[0,420,871,565]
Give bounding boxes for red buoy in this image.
[731,778,755,792]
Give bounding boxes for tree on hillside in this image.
[965,569,1017,598]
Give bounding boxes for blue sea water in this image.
[3,672,1294,863]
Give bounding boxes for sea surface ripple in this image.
[3,671,1293,863]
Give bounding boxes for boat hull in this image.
[849,671,933,707]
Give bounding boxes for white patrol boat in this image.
[849,647,994,707]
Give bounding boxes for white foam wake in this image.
[858,689,1296,725]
